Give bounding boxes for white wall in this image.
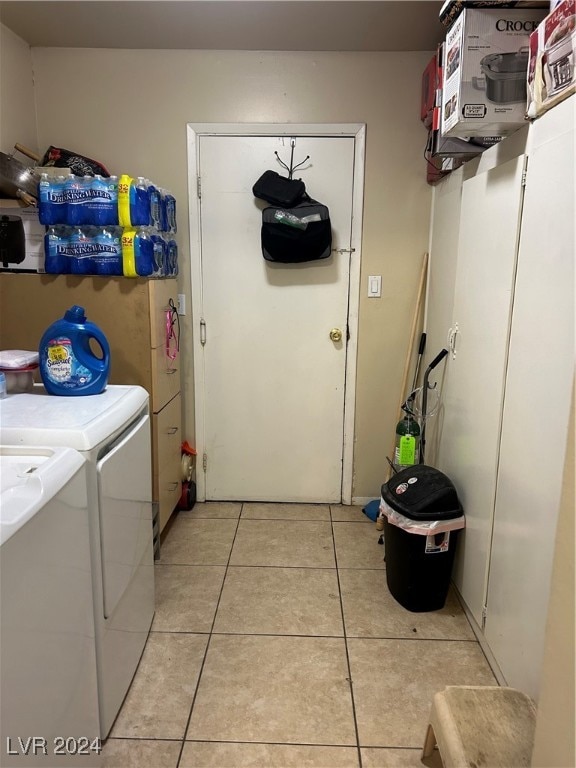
[531,385,575,767]
[0,25,38,155]
[29,46,433,499]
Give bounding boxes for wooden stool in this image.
[422,685,537,768]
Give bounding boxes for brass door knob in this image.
[329,328,343,343]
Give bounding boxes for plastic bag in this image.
[379,499,465,536]
[40,146,110,177]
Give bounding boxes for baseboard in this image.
[351,496,379,506]
[453,584,507,686]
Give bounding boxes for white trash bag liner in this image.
[379,498,465,536]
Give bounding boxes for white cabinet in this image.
[439,155,526,628]
[483,100,575,699]
[428,95,574,700]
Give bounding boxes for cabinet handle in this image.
[167,427,179,435]
[167,482,179,492]
[166,368,178,375]
[447,324,459,360]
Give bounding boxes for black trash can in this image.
[380,465,464,613]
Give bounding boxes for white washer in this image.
[0,446,100,767]
[0,386,155,738]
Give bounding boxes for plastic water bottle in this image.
[150,232,166,275]
[44,226,69,274]
[167,239,179,276]
[39,305,110,396]
[148,182,161,230]
[159,189,168,232]
[134,227,155,276]
[68,227,95,274]
[39,174,54,225]
[121,227,154,276]
[94,227,122,275]
[65,175,90,225]
[165,192,177,234]
[394,414,420,470]
[39,174,67,225]
[118,174,132,227]
[88,175,119,225]
[132,177,151,226]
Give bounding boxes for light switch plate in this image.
[368,275,382,298]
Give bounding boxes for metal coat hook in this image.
[275,138,310,180]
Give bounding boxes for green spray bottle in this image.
[393,409,420,470]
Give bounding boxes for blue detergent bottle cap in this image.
[64,305,87,323]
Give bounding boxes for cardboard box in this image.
[440,1,550,30]
[421,53,440,127]
[441,7,547,138]
[0,200,44,273]
[527,0,576,117]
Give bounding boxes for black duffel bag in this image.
[253,170,306,207]
[261,198,332,263]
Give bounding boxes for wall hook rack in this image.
[275,138,310,179]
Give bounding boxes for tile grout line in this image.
[149,628,480,643]
[329,504,363,768]
[175,503,245,768]
[178,514,370,524]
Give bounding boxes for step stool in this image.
[422,685,537,768]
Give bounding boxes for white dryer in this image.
[0,446,100,767]
[0,386,155,738]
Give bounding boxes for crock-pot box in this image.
[439,1,550,31]
[527,0,576,118]
[0,350,39,393]
[441,7,547,139]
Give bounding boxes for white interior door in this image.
[198,134,356,502]
[438,154,526,628]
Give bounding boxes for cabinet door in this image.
[425,168,464,466]
[438,155,526,628]
[484,102,574,700]
[149,278,178,349]
[153,393,182,532]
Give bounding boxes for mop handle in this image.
[428,348,448,371]
[420,348,449,464]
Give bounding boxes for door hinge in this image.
[521,169,527,187]
[200,319,207,345]
[202,452,207,472]
[481,604,488,629]
[332,247,356,254]
[197,176,202,199]
[346,324,350,342]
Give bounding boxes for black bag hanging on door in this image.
[252,170,306,207]
[261,198,332,263]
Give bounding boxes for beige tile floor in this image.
[102,502,496,767]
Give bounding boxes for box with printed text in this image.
[527,0,576,117]
[441,7,547,138]
[0,201,44,273]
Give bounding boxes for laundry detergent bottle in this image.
[39,305,110,396]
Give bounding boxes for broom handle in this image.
[396,252,428,419]
[387,252,428,475]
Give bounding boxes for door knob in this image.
[329,328,343,343]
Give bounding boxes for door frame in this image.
[187,123,366,504]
